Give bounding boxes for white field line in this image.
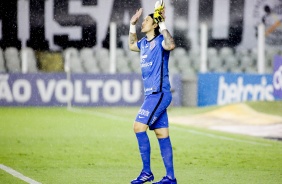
[0,164,41,184]
[170,126,272,146]
[68,107,272,146]
[67,107,132,122]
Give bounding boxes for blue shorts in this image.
[135,92,172,130]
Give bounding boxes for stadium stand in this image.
[4,47,21,73]
[0,46,280,75]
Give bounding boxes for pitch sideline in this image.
[68,107,272,146]
[0,164,41,184]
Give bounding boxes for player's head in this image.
[149,13,160,36]
[264,5,271,14]
[141,13,160,36]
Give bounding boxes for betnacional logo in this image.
[217,76,274,105]
[253,0,282,46]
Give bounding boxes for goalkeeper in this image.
[128,1,177,184]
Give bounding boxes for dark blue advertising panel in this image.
[0,73,144,106]
[198,73,276,107]
[0,73,182,106]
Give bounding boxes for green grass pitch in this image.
[0,102,282,184]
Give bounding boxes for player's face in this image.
[141,16,156,33]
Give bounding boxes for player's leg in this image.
[131,92,171,183]
[133,122,152,174]
[153,128,176,184]
[131,94,155,183]
[131,122,154,184]
[148,93,177,184]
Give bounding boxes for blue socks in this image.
[135,131,151,173]
[158,136,175,180]
[135,132,175,179]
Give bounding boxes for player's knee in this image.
[154,128,169,138]
[133,121,148,133]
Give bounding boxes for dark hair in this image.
[264,5,271,14]
[148,13,160,36]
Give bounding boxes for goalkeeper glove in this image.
[153,0,165,24]
[153,11,164,24]
[154,0,165,12]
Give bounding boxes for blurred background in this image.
[0,0,281,107]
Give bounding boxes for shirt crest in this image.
[150,40,156,50]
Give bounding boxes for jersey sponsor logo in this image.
[138,109,150,117]
[141,55,148,59]
[144,88,153,92]
[141,62,152,68]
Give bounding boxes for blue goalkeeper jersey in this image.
[137,34,171,95]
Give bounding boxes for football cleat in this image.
[152,176,177,184]
[131,171,154,184]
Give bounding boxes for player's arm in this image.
[154,1,175,51]
[160,25,175,51]
[129,8,143,52]
[129,32,139,52]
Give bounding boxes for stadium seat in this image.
[208,56,224,72]
[249,48,257,60]
[126,50,139,61]
[219,47,234,60]
[223,55,239,72]
[20,47,38,73]
[115,48,132,73]
[240,55,255,72]
[95,48,110,73]
[129,55,141,73]
[188,49,200,72]
[189,49,200,59]
[4,47,21,73]
[168,57,180,75]
[116,56,132,73]
[63,47,84,73]
[0,48,6,73]
[181,66,197,79]
[235,48,249,59]
[80,47,100,73]
[172,47,187,58]
[116,48,125,58]
[177,56,192,71]
[207,47,218,59]
[244,66,257,73]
